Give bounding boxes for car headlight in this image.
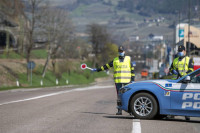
[119,87,131,94]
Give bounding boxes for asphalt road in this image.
[0,79,200,133]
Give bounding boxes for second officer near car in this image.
[169,45,194,120]
[170,45,194,79]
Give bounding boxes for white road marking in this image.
[0,85,114,106]
[132,119,141,133]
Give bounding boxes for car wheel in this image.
[130,93,158,119]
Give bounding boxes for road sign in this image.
[27,61,36,69]
[27,61,36,86]
[193,57,200,70]
[164,68,169,74]
[179,29,184,37]
[132,61,136,66]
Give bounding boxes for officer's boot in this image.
[116,109,122,115]
[185,116,190,121]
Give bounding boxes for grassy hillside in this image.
[0,50,108,90]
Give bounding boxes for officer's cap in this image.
[178,45,185,52]
[118,46,125,52]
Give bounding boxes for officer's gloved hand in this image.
[91,68,97,72]
[172,70,178,75]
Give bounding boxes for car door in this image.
[170,70,200,116]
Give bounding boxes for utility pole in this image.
[188,0,191,56]
[197,0,200,21]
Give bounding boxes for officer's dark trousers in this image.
[115,83,128,108]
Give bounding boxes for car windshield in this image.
[190,70,200,83]
[178,69,200,83]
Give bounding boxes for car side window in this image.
[190,71,200,83]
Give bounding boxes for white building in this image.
[129,35,139,42]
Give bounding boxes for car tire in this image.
[130,92,158,119]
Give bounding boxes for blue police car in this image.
[118,68,200,119]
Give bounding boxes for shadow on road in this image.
[81,111,113,115]
[104,115,200,123]
[155,117,200,123]
[81,112,134,119]
[103,115,134,119]
[82,111,200,123]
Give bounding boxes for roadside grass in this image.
[0,86,22,91]
[0,49,47,59]
[0,51,24,59]
[31,49,47,59]
[0,62,108,91]
[17,70,107,88]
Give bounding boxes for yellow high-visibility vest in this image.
[172,56,193,79]
[113,56,131,83]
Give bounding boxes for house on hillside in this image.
[129,35,139,42]
[148,33,163,41]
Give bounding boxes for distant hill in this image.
[51,0,197,15]
[23,0,199,43]
[56,0,176,43]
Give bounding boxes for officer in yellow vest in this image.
[92,46,135,115]
[170,45,194,79]
[169,45,194,120]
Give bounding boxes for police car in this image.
[118,68,200,119]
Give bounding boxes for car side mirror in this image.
[183,76,191,83]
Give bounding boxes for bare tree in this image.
[24,0,44,81]
[87,23,110,67]
[38,5,74,78]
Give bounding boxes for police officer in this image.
[169,45,194,120]
[92,46,135,115]
[170,45,194,79]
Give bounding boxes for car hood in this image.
[131,79,177,85]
